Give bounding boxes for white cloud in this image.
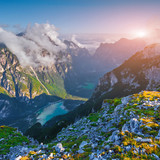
[71,34,84,48]
[0,23,66,67]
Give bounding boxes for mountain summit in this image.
[93,38,146,74]
[93,43,160,100]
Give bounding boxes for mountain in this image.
[26,43,160,141]
[93,43,160,100]
[0,42,90,132]
[93,38,146,74]
[64,40,98,98]
[0,38,147,99]
[0,47,70,99]
[1,91,160,159]
[0,40,94,99]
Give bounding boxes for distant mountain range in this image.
[0,40,93,99]
[1,41,160,158]
[93,38,146,74]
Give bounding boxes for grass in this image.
[0,126,29,155]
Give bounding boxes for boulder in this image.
[55,143,65,153]
[134,137,152,143]
[79,141,88,149]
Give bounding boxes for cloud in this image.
[0,23,66,67]
[71,35,84,48]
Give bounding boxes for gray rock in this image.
[108,130,120,142]
[91,143,98,149]
[78,148,84,154]
[134,137,152,143]
[0,138,4,141]
[104,145,110,150]
[55,143,65,153]
[121,96,130,105]
[89,153,95,159]
[126,146,132,151]
[130,118,139,133]
[79,141,88,149]
[152,153,159,160]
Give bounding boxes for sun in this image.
[136,31,147,38]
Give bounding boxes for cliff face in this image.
[0,43,90,99]
[0,48,64,98]
[93,44,160,100]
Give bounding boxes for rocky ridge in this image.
[1,91,160,159]
[93,38,146,74]
[0,47,70,99]
[93,43,160,100]
[0,41,93,100]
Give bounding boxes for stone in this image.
[91,143,98,149]
[55,143,65,153]
[130,118,139,133]
[134,137,152,143]
[126,146,132,152]
[104,145,110,150]
[121,96,130,105]
[152,153,159,160]
[89,153,95,159]
[15,156,22,160]
[108,130,120,142]
[78,148,84,154]
[79,141,88,149]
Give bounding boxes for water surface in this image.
[37,101,68,125]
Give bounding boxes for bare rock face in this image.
[0,48,72,99]
[92,44,160,100]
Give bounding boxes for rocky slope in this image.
[93,38,146,74]
[1,91,160,159]
[93,43,160,101]
[0,47,69,99]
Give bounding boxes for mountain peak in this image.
[142,43,160,58]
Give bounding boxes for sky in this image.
[0,0,160,34]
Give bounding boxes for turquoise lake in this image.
[37,101,68,125]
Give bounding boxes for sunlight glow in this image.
[136,31,147,38]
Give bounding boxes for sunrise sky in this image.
[0,0,160,35]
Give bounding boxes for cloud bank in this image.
[71,35,85,48]
[0,23,66,67]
